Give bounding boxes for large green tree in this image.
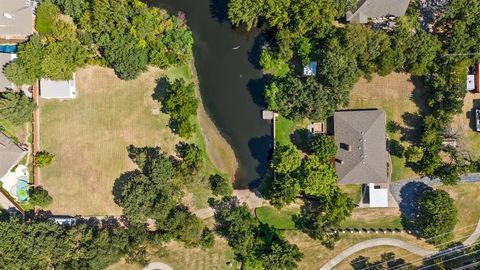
[417,189,458,246]
[163,79,198,138]
[309,134,337,162]
[271,143,302,174]
[0,92,36,125]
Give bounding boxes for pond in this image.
[151,0,271,188]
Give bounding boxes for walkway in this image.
[320,175,480,270]
[143,262,173,270]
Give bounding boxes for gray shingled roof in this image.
[0,53,15,91]
[346,0,411,23]
[334,110,388,184]
[0,0,34,37]
[0,131,26,179]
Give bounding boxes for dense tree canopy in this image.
[214,198,303,269]
[0,217,130,269]
[6,0,194,84]
[271,143,302,174]
[115,146,211,248]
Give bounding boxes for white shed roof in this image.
[40,77,76,99]
[368,183,389,208]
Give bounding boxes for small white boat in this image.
[232,46,240,50]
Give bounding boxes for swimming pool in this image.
[0,45,18,53]
[16,177,29,202]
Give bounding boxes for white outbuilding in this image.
[40,76,76,99]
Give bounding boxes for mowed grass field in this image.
[39,66,217,215]
[347,73,427,181]
[438,183,480,242]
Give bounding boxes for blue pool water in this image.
[16,177,29,202]
[0,45,18,53]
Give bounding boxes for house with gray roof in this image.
[40,77,77,99]
[346,0,411,24]
[334,109,389,207]
[0,53,17,91]
[0,131,27,180]
[0,0,34,40]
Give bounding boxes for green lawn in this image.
[339,184,363,204]
[255,205,300,230]
[275,116,296,146]
[340,215,403,229]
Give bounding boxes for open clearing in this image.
[340,208,402,229]
[438,183,480,242]
[39,65,232,215]
[39,67,178,215]
[347,72,427,181]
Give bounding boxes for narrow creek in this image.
[151,0,271,188]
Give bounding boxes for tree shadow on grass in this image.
[400,112,423,143]
[399,182,433,233]
[112,170,141,205]
[152,77,170,104]
[290,128,311,153]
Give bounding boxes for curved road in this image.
[320,238,436,270]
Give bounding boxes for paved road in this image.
[143,262,173,270]
[319,238,436,270]
[391,173,480,204]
